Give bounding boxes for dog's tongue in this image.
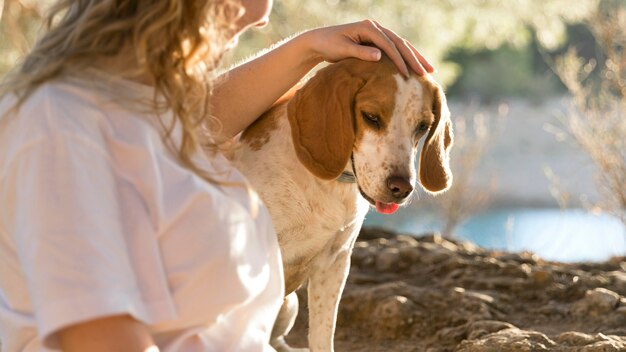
[375,201,399,214]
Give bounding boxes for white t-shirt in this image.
[0,70,284,351]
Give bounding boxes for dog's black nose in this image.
[387,176,413,200]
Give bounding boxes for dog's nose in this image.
[387,176,413,200]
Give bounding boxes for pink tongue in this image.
[375,201,399,214]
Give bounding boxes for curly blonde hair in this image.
[1,0,243,184]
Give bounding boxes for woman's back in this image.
[0,71,283,351]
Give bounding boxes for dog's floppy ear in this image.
[287,63,364,180]
[419,84,454,194]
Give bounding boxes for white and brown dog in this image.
[235,55,453,351]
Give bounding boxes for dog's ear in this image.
[287,63,364,180]
[419,84,454,194]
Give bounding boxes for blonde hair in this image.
[1,0,243,184]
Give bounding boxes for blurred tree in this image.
[1,0,598,89]
[435,108,500,237]
[233,0,597,87]
[446,43,564,101]
[0,0,51,75]
[549,0,626,223]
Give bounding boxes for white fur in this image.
[234,74,432,352]
[353,75,428,204]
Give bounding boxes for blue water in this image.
[364,208,626,263]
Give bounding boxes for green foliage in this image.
[1,0,599,99]
[233,0,598,87]
[446,44,564,101]
[551,0,626,221]
[0,0,50,75]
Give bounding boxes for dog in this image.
[234,55,453,351]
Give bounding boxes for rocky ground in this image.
[286,227,626,351]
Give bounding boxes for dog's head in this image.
[287,55,453,214]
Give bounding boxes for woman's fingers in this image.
[377,25,425,75]
[349,43,382,62]
[408,42,435,73]
[373,20,434,75]
[307,20,435,77]
[356,20,409,76]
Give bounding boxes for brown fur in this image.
[287,58,399,180]
[241,103,283,151]
[418,82,454,193]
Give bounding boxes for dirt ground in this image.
[286,227,626,351]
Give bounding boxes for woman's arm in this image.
[58,315,158,352]
[211,20,434,138]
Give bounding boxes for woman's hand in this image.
[300,20,435,77]
[211,20,435,138]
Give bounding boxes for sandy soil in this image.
[285,227,626,351]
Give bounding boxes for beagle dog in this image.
[235,55,453,351]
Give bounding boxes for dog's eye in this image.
[417,122,430,134]
[361,111,381,128]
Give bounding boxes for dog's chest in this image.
[236,111,368,276]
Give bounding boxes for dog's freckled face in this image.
[288,56,453,213]
[353,74,437,207]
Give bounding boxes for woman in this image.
[0,0,433,351]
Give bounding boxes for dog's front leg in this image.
[308,215,366,352]
[307,248,350,352]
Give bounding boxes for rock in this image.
[553,332,626,351]
[467,320,517,340]
[463,290,495,305]
[608,271,626,294]
[418,232,444,243]
[579,338,626,351]
[352,242,376,266]
[439,240,459,252]
[571,288,620,316]
[459,330,626,352]
[353,241,369,249]
[398,246,421,263]
[534,303,568,316]
[457,328,557,351]
[580,275,612,288]
[376,247,400,271]
[395,235,419,247]
[531,269,553,286]
[497,252,539,265]
[288,228,626,351]
[458,241,481,254]
[501,262,532,278]
[436,324,468,342]
[369,294,419,339]
[419,244,454,264]
[556,331,603,346]
[616,305,626,317]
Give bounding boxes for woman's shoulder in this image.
[2,70,164,146]
[2,78,107,131]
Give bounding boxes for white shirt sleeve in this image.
[1,133,153,349]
